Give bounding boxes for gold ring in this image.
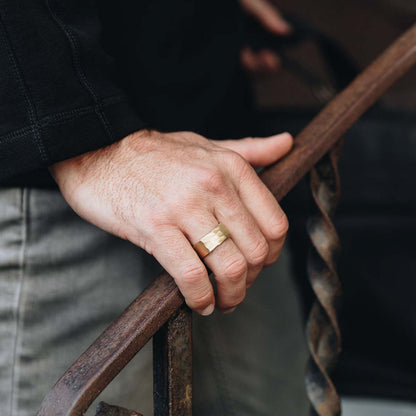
[193,223,231,258]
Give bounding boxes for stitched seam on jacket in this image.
[0,15,48,164]
[46,0,114,139]
[0,96,125,145]
[9,188,29,416]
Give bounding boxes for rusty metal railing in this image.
[37,23,416,416]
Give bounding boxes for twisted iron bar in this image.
[305,140,344,416]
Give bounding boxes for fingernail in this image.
[222,307,237,314]
[201,304,215,316]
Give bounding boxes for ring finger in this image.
[181,215,248,311]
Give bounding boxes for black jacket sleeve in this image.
[0,0,145,182]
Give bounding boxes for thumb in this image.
[240,0,292,36]
[213,132,293,167]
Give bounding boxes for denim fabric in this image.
[342,397,416,416]
[0,187,309,416]
[193,249,309,416]
[0,188,154,415]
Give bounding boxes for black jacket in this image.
[0,0,245,187]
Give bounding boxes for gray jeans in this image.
[0,187,309,416]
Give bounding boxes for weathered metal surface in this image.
[153,306,193,416]
[95,402,142,416]
[37,24,416,416]
[305,141,344,416]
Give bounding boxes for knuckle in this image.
[223,255,248,282]
[269,212,289,240]
[180,194,202,215]
[143,208,171,232]
[224,149,244,163]
[144,216,162,234]
[199,169,227,193]
[225,150,250,172]
[182,263,207,284]
[247,238,269,267]
[140,219,174,251]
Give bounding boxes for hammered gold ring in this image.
[193,223,231,258]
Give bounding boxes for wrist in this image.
[49,129,151,186]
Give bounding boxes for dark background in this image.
[250,0,416,403]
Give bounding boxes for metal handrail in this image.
[38,23,416,416]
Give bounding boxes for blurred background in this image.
[247,0,416,414]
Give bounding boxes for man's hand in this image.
[239,0,291,72]
[50,130,292,315]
